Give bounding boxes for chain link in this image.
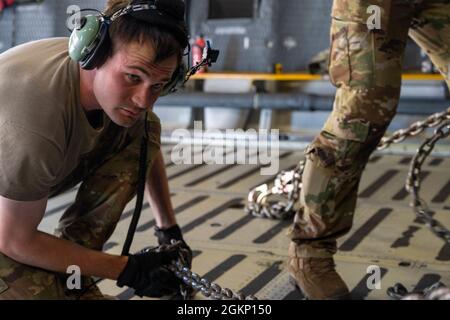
[405,120,450,243]
[245,161,305,220]
[245,108,450,238]
[169,261,258,300]
[378,107,450,150]
[387,282,450,300]
[157,241,258,300]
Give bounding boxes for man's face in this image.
[93,41,178,127]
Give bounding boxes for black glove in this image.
[155,224,192,268]
[117,246,180,297]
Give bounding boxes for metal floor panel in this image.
[39,147,450,300]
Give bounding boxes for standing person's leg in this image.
[287,0,416,299]
[409,0,450,89]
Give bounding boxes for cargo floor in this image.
[40,145,450,300]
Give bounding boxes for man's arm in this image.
[145,150,177,229]
[144,149,192,272]
[0,195,128,280]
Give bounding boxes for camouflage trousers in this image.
[0,113,161,299]
[288,0,450,258]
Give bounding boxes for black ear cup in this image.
[80,21,111,70]
[161,63,186,96]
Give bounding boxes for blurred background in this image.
[0,0,448,142]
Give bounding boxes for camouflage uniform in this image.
[0,112,161,300]
[288,0,450,259]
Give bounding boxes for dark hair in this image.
[109,16,183,63]
[103,1,184,64]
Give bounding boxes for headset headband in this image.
[110,4,155,22]
[108,1,189,50]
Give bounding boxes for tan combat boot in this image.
[288,242,350,300]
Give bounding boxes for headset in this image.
[68,0,207,96]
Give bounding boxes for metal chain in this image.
[245,108,450,220]
[387,282,450,300]
[405,120,450,243]
[158,241,258,300]
[245,161,305,220]
[378,107,450,150]
[169,261,258,300]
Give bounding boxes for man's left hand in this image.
[154,224,192,268]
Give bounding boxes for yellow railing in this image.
[191,72,445,81]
